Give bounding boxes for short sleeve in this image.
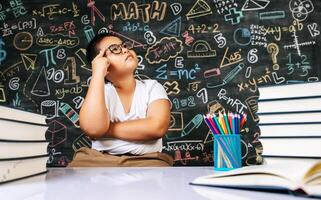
[104,83,110,111]
[147,80,172,108]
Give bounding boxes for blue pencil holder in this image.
[213,134,242,171]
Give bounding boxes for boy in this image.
[67,33,173,167]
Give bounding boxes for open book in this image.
[191,160,321,198]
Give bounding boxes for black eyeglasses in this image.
[105,41,134,54]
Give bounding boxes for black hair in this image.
[86,32,116,64]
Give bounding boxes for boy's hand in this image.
[91,48,110,77]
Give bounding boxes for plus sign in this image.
[225,8,244,25]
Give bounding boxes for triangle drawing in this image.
[242,0,270,11]
[186,0,212,20]
[21,54,37,70]
[160,17,181,37]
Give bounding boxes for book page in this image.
[213,162,317,182]
[192,161,321,190]
[302,185,321,197]
[193,173,295,190]
[303,161,321,184]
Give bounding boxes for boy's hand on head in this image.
[91,48,110,77]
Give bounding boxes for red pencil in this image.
[207,114,220,135]
[240,113,247,128]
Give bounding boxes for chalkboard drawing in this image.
[145,37,183,64]
[271,72,285,84]
[73,96,84,110]
[283,31,314,56]
[307,23,320,38]
[47,120,67,147]
[87,0,106,26]
[186,0,212,20]
[75,48,89,70]
[244,96,259,122]
[8,77,20,91]
[13,32,33,51]
[98,27,108,35]
[187,81,201,92]
[169,112,183,131]
[41,100,59,119]
[160,17,181,37]
[166,114,202,139]
[63,57,80,85]
[259,11,285,20]
[21,54,37,70]
[242,0,270,11]
[144,31,157,45]
[181,114,203,137]
[267,43,280,70]
[163,81,180,95]
[12,92,21,107]
[204,68,221,79]
[207,63,244,88]
[36,34,80,48]
[31,66,50,97]
[0,38,7,65]
[224,8,244,25]
[220,47,243,69]
[0,87,6,102]
[156,64,168,79]
[84,25,95,42]
[207,100,225,115]
[187,40,216,58]
[170,3,182,15]
[289,0,314,21]
[37,27,44,37]
[59,102,80,128]
[182,31,195,46]
[175,150,200,165]
[204,130,214,144]
[196,88,208,104]
[72,134,91,151]
[233,28,251,46]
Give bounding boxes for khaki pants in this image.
[67,147,173,167]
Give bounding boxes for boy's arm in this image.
[106,99,171,141]
[79,49,110,139]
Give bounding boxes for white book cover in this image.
[258,97,321,114]
[0,119,47,141]
[258,81,321,100]
[260,123,321,137]
[260,138,321,158]
[258,111,321,124]
[0,106,47,125]
[0,141,48,160]
[191,160,321,197]
[0,156,48,184]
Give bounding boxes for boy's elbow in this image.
[79,116,109,139]
[153,121,169,139]
[80,124,109,139]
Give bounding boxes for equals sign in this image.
[169,71,178,76]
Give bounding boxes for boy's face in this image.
[96,36,138,80]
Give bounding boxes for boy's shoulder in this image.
[138,79,158,85]
[138,79,161,90]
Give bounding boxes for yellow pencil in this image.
[219,112,227,134]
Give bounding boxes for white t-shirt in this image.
[92,79,170,155]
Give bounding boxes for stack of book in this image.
[257,81,321,164]
[0,105,49,184]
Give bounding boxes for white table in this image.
[0,167,312,200]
